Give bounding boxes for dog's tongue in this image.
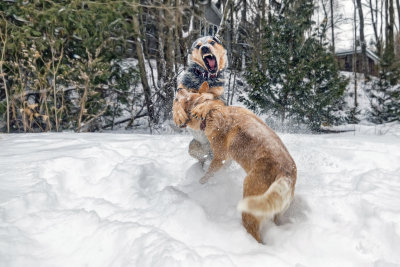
[207,57,216,69]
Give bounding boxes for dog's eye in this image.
[210,40,216,45]
[195,44,201,49]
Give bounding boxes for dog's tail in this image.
[237,177,293,218]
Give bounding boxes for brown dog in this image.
[173,36,227,165]
[175,86,297,243]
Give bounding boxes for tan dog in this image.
[173,36,227,165]
[175,86,297,243]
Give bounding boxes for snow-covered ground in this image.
[1,130,400,267]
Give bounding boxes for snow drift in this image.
[0,131,399,267]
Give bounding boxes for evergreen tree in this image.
[0,0,139,132]
[369,40,400,123]
[369,63,400,123]
[243,0,347,131]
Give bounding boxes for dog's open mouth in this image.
[202,53,218,73]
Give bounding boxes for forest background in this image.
[0,0,399,133]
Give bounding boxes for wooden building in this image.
[200,2,221,36]
[335,48,380,76]
[199,2,231,45]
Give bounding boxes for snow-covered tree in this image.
[369,72,400,124]
[243,0,347,131]
[369,33,400,124]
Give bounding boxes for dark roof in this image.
[336,48,380,63]
[203,2,222,26]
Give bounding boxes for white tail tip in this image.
[237,199,249,213]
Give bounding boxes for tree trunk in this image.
[230,0,235,71]
[330,0,335,53]
[50,42,64,131]
[132,3,155,123]
[163,0,176,120]
[0,17,10,133]
[261,0,266,22]
[156,7,166,88]
[77,75,89,132]
[385,0,389,47]
[387,0,394,54]
[356,0,368,77]
[230,70,237,105]
[396,0,400,35]
[242,0,247,23]
[380,0,384,49]
[174,0,183,67]
[353,0,358,108]
[369,0,381,55]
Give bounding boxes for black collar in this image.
[190,65,219,80]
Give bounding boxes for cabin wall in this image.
[336,54,379,77]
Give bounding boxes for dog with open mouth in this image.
[173,36,227,166]
[174,84,297,243]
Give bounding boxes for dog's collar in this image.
[190,65,219,80]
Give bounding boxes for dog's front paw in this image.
[196,93,214,104]
[191,102,209,120]
[173,102,188,127]
[175,113,189,127]
[193,93,214,110]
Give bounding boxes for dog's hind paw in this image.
[199,174,211,184]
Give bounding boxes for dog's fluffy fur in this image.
[173,36,227,165]
[175,86,297,243]
[173,36,227,128]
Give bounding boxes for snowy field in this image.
[0,130,400,267]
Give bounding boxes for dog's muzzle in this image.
[201,46,211,54]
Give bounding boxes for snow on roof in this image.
[336,47,380,63]
[210,2,222,19]
[204,2,222,26]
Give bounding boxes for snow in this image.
[1,131,400,267]
[328,122,400,137]
[341,71,374,120]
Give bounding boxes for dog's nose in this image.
[201,46,210,54]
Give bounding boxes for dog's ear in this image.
[198,82,210,94]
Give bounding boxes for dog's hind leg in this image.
[240,172,271,243]
[242,212,262,243]
[188,128,213,165]
[189,139,212,166]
